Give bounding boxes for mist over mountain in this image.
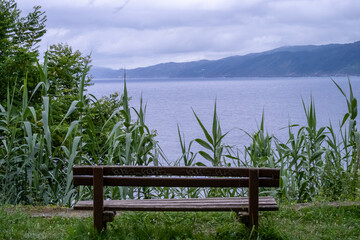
[91,41,360,78]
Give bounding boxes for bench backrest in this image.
[73,166,280,188]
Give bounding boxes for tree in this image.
[0,0,46,101]
[46,43,92,124]
[42,43,93,147]
[47,43,92,97]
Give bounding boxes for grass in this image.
[263,204,360,240]
[0,206,79,239]
[1,203,360,240]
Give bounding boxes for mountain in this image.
[90,41,360,78]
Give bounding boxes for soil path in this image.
[5,206,93,218]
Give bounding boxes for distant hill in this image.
[90,41,360,78]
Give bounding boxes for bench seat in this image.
[74,196,278,212]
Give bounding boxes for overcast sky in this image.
[16,0,360,69]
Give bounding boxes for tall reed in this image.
[0,55,160,205]
[1,54,358,205]
[185,79,359,202]
[192,101,229,166]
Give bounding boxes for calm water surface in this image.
[88,77,360,162]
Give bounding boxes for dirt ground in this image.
[3,201,360,218]
[4,205,93,218]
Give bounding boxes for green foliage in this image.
[0,6,160,203]
[0,54,159,205]
[243,112,277,168]
[184,80,357,203]
[47,43,92,97]
[193,101,229,166]
[175,124,197,166]
[332,79,360,198]
[0,0,46,101]
[277,98,327,202]
[182,79,359,202]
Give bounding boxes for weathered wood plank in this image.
[74,197,277,205]
[73,176,279,187]
[73,166,280,178]
[74,197,278,212]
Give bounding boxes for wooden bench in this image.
[73,166,280,232]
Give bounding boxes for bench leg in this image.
[248,169,259,231]
[237,212,249,226]
[93,167,104,232]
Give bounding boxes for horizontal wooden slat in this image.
[74,197,278,212]
[73,166,280,178]
[259,179,279,187]
[73,176,279,187]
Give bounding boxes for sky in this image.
[16,0,360,69]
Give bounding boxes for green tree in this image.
[47,43,92,97]
[40,43,93,147]
[0,0,46,101]
[46,43,92,123]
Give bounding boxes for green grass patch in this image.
[263,204,360,240]
[0,206,79,240]
[1,204,360,239]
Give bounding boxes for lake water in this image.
[88,77,360,162]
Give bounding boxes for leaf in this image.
[351,98,357,118]
[192,108,213,145]
[332,79,346,98]
[61,146,70,158]
[0,126,9,132]
[224,154,239,160]
[28,106,37,122]
[0,103,5,112]
[62,189,76,207]
[41,101,52,154]
[195,162,207,166]
[215,130,230,146]
[56,100,79,129]
[42,96,50,113]
[355,132,360,149]
[79,66,87,104]
[70,136,81,162]
[62,120,80,144]
[101,109,120,131]
[177,124,186,152]
[105,120,124,144]
[278,143,290,150]
[195,138,213,151]
[341,113,349,127]
[29,82,44,101]
[23,121,33,139]
[310,150,324,161]
[315,134,326,143]
[125,132,133,164]
[198,151,214,163]
[212,100,218,139]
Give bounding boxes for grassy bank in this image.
[1,203,360,240]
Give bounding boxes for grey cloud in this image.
[113,0,131,13]
[16,0,360,68]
